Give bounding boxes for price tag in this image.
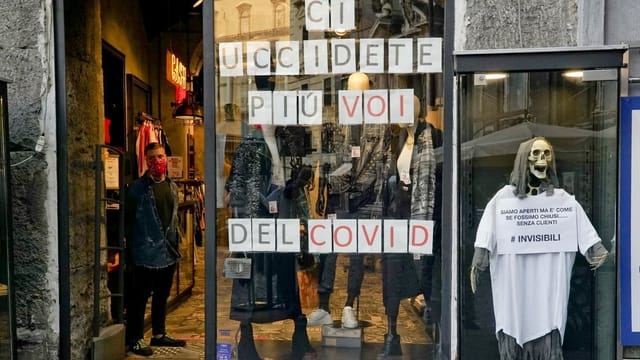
[351,146,361,158]
[328,213,337,221]
[413,253,421,260]
[268,201,278,214]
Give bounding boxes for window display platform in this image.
[126,248,435,359]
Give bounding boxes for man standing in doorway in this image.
[125,142,186,356]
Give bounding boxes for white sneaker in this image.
[307,309,333,326]
[341,306,358,329]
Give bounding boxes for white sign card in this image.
[298,91,323,125]
[246,42,271,76]
[338,90,363,125]
[308,219,332,253]
[331,38,356,74]
[408,220,434,254]
[389,89,414,124]
[332,219,358,253]
[218,42,243,77]
[359,38,385,73]
[364,90,388,124]
[358,219,382,253]
[273,91,298,125]
[417,37,442,73]
[495,196,578,254]
[388,39,413,73]
[104,156,119,190]
[305,0,330,31]
[251,218,276,252]
[384,219,408,253]
[303,40,329,74]
[166,156,183,179]
[275,41,300,75]
[248,91,272,125]
[277,219,301,252]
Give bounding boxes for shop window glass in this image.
[213,0,445,358]
[458,70,617,359]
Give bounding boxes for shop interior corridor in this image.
[125,248,436,359]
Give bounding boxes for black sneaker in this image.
[150,334,186,347]
[129,339,153,356]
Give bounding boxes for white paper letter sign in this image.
[246,42,271,76]
[338,90,362,125]
[388,39,413,74]
[333,219,357,253]
[305,0,330,31]
[248,91,272,125]
[495,196,579,254]
[364,90,388,124]
[417,38,442,73]
[409,220,434,254]
[304,40,329,74]
[331,39,356,74]
[273,91,298,125]
[219,42,243,77]
[252,218,276,252]
[331,0,355,31]
[308,219,332,253]
[360,38,385,74]
[228,218,252,252]
[277,219,301,252]
[384,219,408,253]
[275,41,300,76]
[358,220,382,253]
[389,89,414,124]
[298,91,323,125]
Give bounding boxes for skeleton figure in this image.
[470,137,609,360]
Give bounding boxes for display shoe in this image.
[341,306,358,329]
[291,316,316,360]
[379,333,402,357]
[150,334,186,347]
[238,323,262,360]
[306,308,333,326]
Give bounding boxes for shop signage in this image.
[166,50,187,89]
[218,38,442,77]
[227,218,433,254]
[620,96,640,344]
[247,89,415,125]
[304,0,355,32]
[495,196,578,254]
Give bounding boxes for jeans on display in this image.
[317,253,365,298]
[125,264,177,344]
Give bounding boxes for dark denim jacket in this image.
[125,173,181,268]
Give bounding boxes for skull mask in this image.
[528,139,552,180]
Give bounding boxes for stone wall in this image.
[463,0,578,49]
[0,0,59,358]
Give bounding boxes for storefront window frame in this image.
[452,45,627,360]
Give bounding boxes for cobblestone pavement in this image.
[126,248,434,359]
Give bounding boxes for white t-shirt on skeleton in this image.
[474,185,601,346]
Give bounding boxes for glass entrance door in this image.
[457,65,619,359]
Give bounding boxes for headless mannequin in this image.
[312,72,371,329]
[232,125,314,360]
[381,97,422,354]
[261,124,285,187]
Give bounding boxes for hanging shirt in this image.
[474,185,601,346]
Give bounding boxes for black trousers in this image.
[317,253,364,297]
[125,264,176,344]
